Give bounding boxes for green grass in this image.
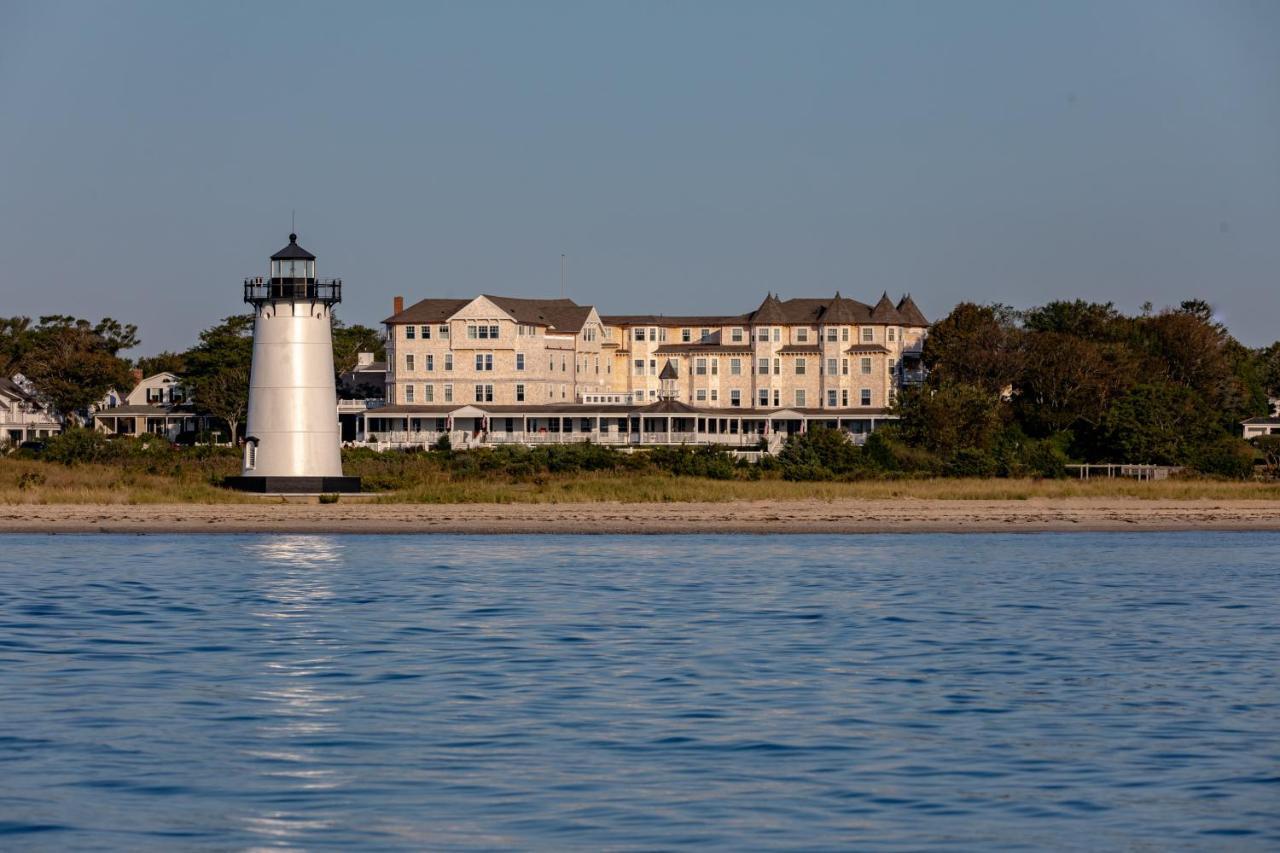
[5,455,1280,504]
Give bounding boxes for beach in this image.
[2,498,1278,534]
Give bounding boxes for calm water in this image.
[0,533,1277,850]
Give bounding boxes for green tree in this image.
[332,316,386,376]
[184,315,254,444]
[922,303,1023,396]
[1014,332,1136,436]
[0,316,34,375]
[134,351,188,377]
[21,317,136,424]
[1098,382,1222,464]
[895,382,1006,457]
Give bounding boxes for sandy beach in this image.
[2,498,1278,534]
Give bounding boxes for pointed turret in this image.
[895,294,928,326]
[870,291,903,323]
[822,291,862,325]
[750,292,787,325]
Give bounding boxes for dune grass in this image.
[4,456,1280,504]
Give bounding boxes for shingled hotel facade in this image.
[365,292,928,449]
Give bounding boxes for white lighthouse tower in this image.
[227,234,360,493]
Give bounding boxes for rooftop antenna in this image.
[291,209,296,235]
[560,253,567,299]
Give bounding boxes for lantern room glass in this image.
[271,259,315,280]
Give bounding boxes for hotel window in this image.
[889,359,897,374]
[773,390,780,406]
[862,328,874,342]
[827,390,837,407]
[696,358,707,376]
[696,389,707,402]
[826,328,837,342]
[445,353,453,371]
[426,354,434,371]
[648,327,657,342]
[861,357,872,374]
[710,389,718,401]
[438,325,449,339]
[421,325,431,339]
[595,356,600,374]
[795,390,806,407]
[758,389,769,406]
[658,328,666,342]
[516,384,525,402]
[889,328,896,341]
[444,384,453,402]
[405,384,415,403]
[405,354,414,372]
[634,359,644,376]
[561,356,567,372]
[474,384,493,403]
[731,328,743,343]
[861,389,871,406]
[773,328,781,343]
[649,360,657,376]
[682,328,691,343]
[730,358,741,376]
[700,328,710,341]
[757,328,769,342]
[731,389,741,407]
[797,328,808,343]
[758,358,769,375]
[561,384,567,399]
[827,358,837,376]
[634,328,645,342]
[842,389,849,406]
[711,359,718,376]
[424,384,434,402]
[405,325,416,340]
[773,358,780,376]
[795,358,806,375]
[516,353,525,371]
[467,325,477,339]
[842,359,849,376]
[475,353,494,371]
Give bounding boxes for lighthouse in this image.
[226,234,360,493]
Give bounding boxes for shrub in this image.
[318,493,340,504]
[1191,436,1256,479]
[432,434,452,453]
[17,471,46,490]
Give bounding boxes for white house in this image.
[92,372,207,440]
[0,376,61,447]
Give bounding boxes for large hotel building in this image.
[365,291,927,449]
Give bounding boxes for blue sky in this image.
[1,0,1277,351]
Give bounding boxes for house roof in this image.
[271,233,316,261]
[384,295,595,333]
[777,345,821,355]
[749,293,789,324]
[365,402,895,418]
[896,294,928,326]
[658,359,679,380]
[0,376,37,403]
[601,314,747,327]
[483,296,593,334]
[846,344,890,354]
[1242,417,1280,426]
[384,298,472,325]
[870,292,904,323]
[822,292,863,325]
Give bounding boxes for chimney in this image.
[393,295,404,315]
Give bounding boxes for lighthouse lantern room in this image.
[225,234,360,493]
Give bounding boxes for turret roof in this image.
[271,233,316,261]
[870,292,904,323]
[895,294,929,326]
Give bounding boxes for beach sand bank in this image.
[1,499,1278,534]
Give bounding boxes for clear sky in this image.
[1,0,1277,352]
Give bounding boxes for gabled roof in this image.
[385,295,595,333]
[385,298,471,325]
[658,359,678,380]
[271,233,316,261]
[870,292,904,323]
[635,398,701,415]
[483,296,593,334]
[0,376,42,404]
[896,294,928,326]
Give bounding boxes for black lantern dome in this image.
[244,233,342,305]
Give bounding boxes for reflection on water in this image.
[244,535,355,840]
[0,533,1277,850]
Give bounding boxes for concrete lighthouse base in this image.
[223,475,362,494]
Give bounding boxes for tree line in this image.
[0,313,384,443]
[883,299,1280,476]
